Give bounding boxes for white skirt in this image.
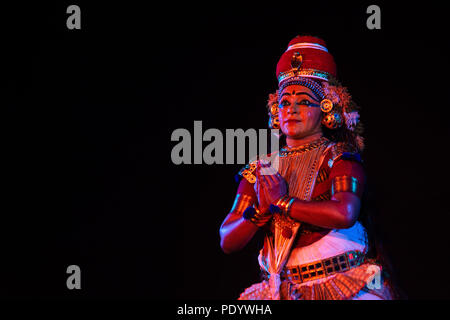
[285,221,368,268]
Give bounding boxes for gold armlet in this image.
[230,194,253,216]
[331,175,360,196]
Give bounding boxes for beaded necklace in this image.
[279,137,329,157]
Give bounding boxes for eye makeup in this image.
[279,97,320,108]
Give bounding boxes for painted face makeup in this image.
[278,85,323,139]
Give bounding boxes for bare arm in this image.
[219,209,260,254]
[219,178,260,254]
[219,163,280,254]
[257,159,364,230]
[288,192,361,229]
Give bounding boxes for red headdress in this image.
[276,35,336,99]
[277,36,336,85]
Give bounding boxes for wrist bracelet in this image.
[275,195,296,219]
[285,197,296,219]
[275,195,289,208]
[276,195,289,215]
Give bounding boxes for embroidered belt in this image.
[263,250,365,284]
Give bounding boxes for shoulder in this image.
[326,142,365,181]
[328,141,362,166]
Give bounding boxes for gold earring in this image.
[269,116,280,129]
[320,99,334,113]
[322,112,343,129]
[268,103,280,129]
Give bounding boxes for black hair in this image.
[358,171,407,299]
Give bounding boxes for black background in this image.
[3,1,450,300]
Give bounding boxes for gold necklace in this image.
[280,137,329,157]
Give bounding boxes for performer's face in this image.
[278,85,323,139]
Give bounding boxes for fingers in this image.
[267,166,286,186]
[256,159,289,205]
[255,162,269,206]
[254,167,265,200]
[256,159,287,199]
[255,162,269,194]
[254,164,262,195]
[258,160,280,185]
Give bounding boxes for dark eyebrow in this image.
[280,91,320,102]
[295,92,320,101]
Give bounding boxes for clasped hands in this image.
[253,159,288,214]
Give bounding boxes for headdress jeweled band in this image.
[278,69,331,84]
[278,76,326,101]
[285,42,328,52]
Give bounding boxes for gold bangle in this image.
[276,195,289,209]
[285,197,296,219]
[275,195,295,219]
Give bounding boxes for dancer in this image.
[220,35,396,300]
